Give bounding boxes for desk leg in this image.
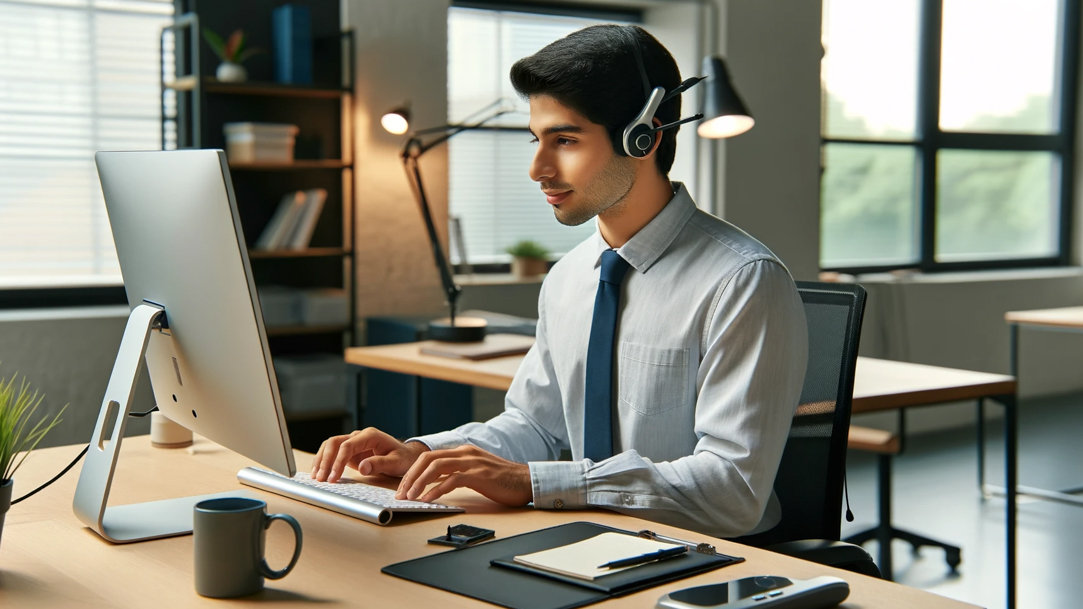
[994,323,1019,609]
[1009,322,1019,379]
[1003,391,1017,609]
[976,398,986,497]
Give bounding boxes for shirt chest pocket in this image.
[618,342,693,416]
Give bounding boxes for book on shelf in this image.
[285,188,326,250]
[255,190,306,250]
[254,188,325,251]
[272,3,313,85]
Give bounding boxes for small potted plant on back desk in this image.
[0,368,65,551]
[506,240,550,279]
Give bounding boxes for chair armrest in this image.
[766,539,882,578]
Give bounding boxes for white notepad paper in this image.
[512,532,683,581]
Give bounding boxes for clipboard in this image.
[381,521,743,609]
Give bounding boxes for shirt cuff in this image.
[407,430,464,451]
[529,460,588,510]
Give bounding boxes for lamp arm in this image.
[404,155,462,324]
[395,101,514,327]
[403,108,512,159]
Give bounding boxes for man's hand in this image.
[311,427,429,482]
[396,444,532,506]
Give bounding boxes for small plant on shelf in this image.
[202,28,262,82]
[505,240,550,278]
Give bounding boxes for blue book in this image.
[272,4,313,85]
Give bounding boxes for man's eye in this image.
[556,137,574,145]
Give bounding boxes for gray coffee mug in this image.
[193,497,302,598]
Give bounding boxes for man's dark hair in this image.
[510,24,682,176]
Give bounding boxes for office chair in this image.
[732,281,881,578]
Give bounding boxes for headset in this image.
[620,27,706,158]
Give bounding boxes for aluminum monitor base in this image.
[71,302,242,543]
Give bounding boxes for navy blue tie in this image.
[584,249,631,461]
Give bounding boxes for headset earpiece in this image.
[622,86,665,158]
[618,26,703,159]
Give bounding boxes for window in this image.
[0,0,173,299]
[447,4,638,266]
[820,0,1077,272]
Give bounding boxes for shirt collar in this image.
[589,182,696,274]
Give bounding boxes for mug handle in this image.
[259,513,303,580]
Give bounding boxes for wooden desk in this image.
[1,436,977,608]
[345,343,1018,609]
[1003,306,1083,507]
[1005,305,1083,330]
[345,344,1018,413]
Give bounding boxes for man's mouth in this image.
[543,190,571,206]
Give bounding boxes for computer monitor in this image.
[73,149,295,543]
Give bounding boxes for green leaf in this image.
[0,367,66,481]
[202,27,228,61]
[505,240,549,259]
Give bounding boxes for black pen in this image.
[598,545,688,569]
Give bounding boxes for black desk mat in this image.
[382,521,742,609]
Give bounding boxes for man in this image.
[312,24,807,538]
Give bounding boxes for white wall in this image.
[714,0,823,281]
[344,0,453,339]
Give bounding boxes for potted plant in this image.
[506,240,550,278]
[202,28,261,83]
[0,369,65,550]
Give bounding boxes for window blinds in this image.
[0,0,173,288]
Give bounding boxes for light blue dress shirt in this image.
[415,183,807,538]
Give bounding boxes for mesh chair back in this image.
[734,281,866,546]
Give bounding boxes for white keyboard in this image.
[237,467,464,525]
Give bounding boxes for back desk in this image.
[0,436,979,608]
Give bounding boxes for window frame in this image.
[0,286,127,310]
[821,0,1081,274]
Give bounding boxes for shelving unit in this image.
[160,1,355,450]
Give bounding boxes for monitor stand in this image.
[72,302,237,543]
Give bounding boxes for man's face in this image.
[527,94,636,227]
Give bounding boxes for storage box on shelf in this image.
[274,353,348,419]
[224,122,298,163]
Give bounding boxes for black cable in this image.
[11,406,159,505]
[12,443,88,505]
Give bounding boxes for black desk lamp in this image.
[381,99,512,342]
[696,56,754,139]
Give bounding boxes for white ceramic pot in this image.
[215,62,247,83]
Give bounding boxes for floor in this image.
[840,393,1083,609]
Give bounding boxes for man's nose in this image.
[529,147,554,182]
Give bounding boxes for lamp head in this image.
[696,56,754,139]
[381,106,410,135]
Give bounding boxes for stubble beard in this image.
[551,155,637,227]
